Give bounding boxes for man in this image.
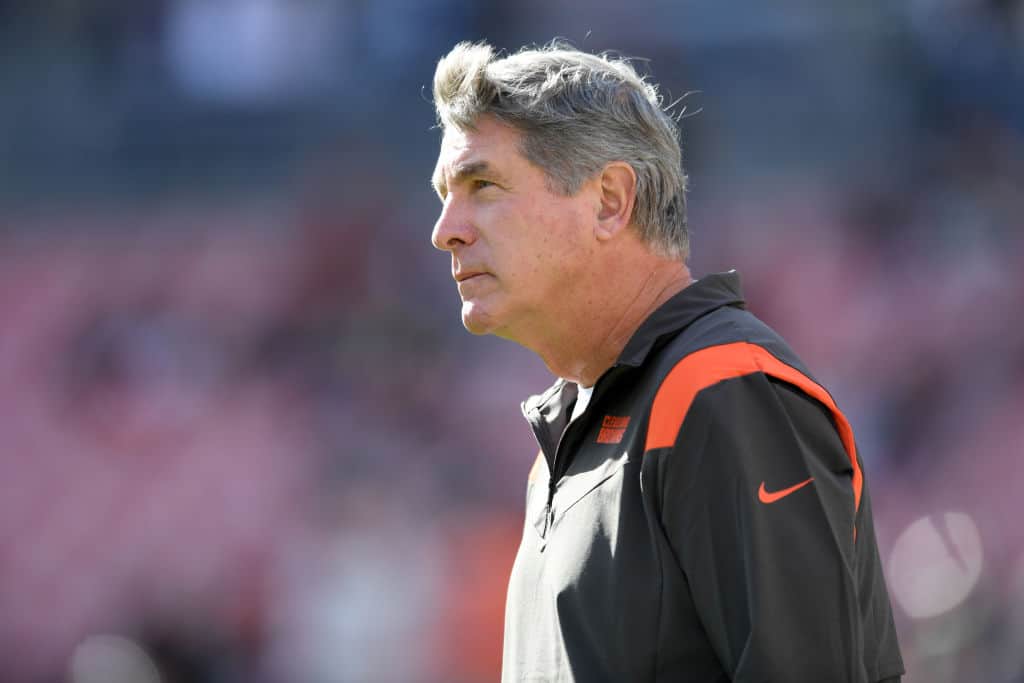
[429,40,904,683]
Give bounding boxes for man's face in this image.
[431,116,596,338]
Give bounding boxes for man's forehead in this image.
[438,122,506,166]
[439,122,476,155]
[433,120,522,192]
[435,127,476,174]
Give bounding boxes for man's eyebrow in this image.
[432,160,496,198]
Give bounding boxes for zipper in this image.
[526,367,624,540]
[543,404,580,529]
[547,368,621,482]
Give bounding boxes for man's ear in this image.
[595,161,637,241]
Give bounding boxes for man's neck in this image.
[522,260,692,387]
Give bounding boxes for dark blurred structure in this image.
[1,2,1022,682]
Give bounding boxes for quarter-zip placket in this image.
[524,368,624,543]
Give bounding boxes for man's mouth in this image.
[455,271,487,283]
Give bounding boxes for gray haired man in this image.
[430,41,904,683]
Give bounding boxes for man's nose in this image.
[431,198,476,251]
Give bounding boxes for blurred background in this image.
[1,1,1022,681]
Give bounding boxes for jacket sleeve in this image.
[656,371,878,682]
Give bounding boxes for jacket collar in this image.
[615,269,746,367]
[523,270,745,417]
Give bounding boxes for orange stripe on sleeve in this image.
[645,342,863,514]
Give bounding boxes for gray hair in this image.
[432,41,689,260]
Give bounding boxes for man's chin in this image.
[460,301,500,336]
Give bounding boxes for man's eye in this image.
[472,179,495,191]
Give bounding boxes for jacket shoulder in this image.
[654,305,809,379]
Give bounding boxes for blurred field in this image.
[1,2,1022,682]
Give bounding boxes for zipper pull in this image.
[538,502,553,553]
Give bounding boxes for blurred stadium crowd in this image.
[1,1,1023,682]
